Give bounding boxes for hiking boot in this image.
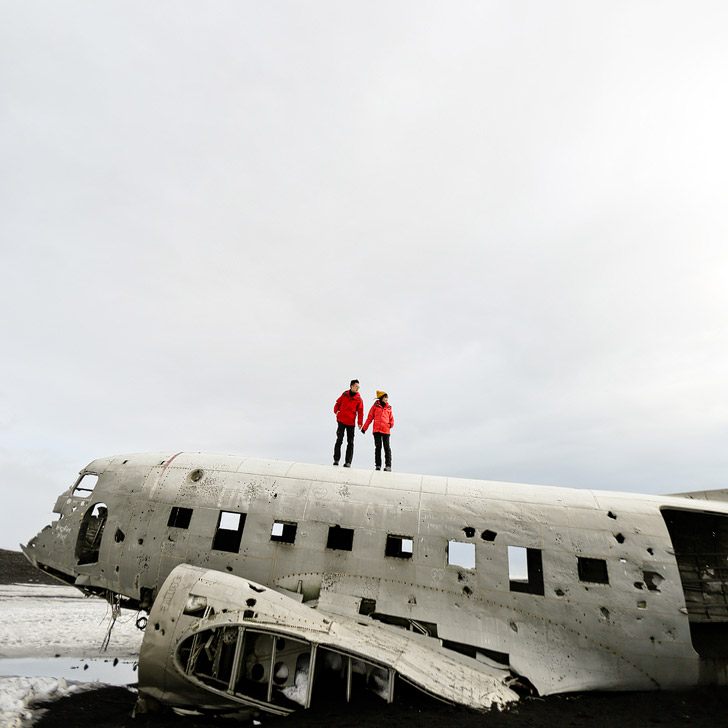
[384,466,391,471]
[343,463,351,468]
[333,461,339,466]
[375,466,381,471]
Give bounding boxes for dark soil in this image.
[6,549,728,727]
[30,683,728,728]
[0,547,58,585]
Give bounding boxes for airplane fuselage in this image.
[23,451,728,697]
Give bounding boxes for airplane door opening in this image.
[661,508,728,657]
[75,502,108,565]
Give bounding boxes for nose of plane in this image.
[21,528,77,586]
[20,542,37,568]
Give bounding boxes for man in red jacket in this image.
[333,379,363,467]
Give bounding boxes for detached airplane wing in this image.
[138,564,518,715]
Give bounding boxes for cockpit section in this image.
[23,468,106,588]
[52,472,99,515]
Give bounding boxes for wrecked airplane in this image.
[22,451,728,715]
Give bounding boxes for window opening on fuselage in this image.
[577,556,609,584]
[212,511,246,553]
[271,521,297,544]
[509,546,545,595]
[327,525,354,551]
[72,473,98,497]
[168,506,193,529]
[385,534,413,559]
[447,540,475,569]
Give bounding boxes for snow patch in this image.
[0,585,143,726]
[281,666,309,706]
[0,584,143,658]
[0,676,93,728]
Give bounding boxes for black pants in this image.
[334,422,355,464]
[373,432,391,468]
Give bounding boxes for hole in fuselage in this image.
[75,503,108,565]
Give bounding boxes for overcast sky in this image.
[2,2,728,551]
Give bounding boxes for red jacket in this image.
[363,400,394,434]
[334,390,364,427]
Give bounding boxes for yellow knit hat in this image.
[376,390,387,399]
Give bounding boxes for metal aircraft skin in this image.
[22,451,728,715]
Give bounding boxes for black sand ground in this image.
[5,549,727,727]
[29,683,728,728]
[0,548,58,585]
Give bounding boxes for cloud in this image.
[3,1,728,549]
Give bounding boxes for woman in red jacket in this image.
[361,390,394,471]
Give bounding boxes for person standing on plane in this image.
[361,390,394,471]
[333,379,364,467]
